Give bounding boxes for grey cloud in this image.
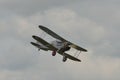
[1,7,118,57]
[0,0,79,16]
[70,0,120,27]
[27,7,120,58]
[0,37,38,70]
[0,0,120,80]
[0,16,40,71]
[66,0,120,57]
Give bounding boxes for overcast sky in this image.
[0,0,120,80]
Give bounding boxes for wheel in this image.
[38,48,40,51]
[62,56,67,62]
[52,51,56,56]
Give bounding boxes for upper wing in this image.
[39,25,87,52]
[32,35,58,51]
[39,25,66,42]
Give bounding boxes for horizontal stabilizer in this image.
[30,42,49,51]
[32,35,57,50]
[31,42,40,48]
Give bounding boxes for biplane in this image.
[31,25,87,62]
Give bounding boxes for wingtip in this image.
[83,49,88,52]
[77,59,81,62]
[79,60,82,62]
[39,25,45,29]
[30,42,35,45]
[32,35,36,39]
[84,49,88,52]
[30,42,33,44]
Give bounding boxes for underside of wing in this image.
[39,25,66,42]
[32,35,57,51]
[64,53,81,62]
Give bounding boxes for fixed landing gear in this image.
[52,51,56,56]
[38,48,40,51]
[62,56,67,62]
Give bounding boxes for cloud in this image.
[31,8,106,43]
[64,53,120,80]
[0,0,79,16]
[68,0,120,57]
[72,0,120,27]
[0,0,120,80]
[0,37,39,71]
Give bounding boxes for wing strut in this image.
[74,51,81,58]
[40,30,46,39]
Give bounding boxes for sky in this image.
[0,0,120,80]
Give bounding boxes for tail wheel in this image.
[63,56,67,62]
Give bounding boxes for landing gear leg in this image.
[52,51,56,56]
[38,48,40,51]
[62,56,67,62]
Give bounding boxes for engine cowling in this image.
[63,56,67,62]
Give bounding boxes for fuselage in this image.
[51,40,64,50]
[33,40,71,52]
[38,40,64,50]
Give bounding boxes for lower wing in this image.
[58,52,81,62]
[64,53,81,62]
